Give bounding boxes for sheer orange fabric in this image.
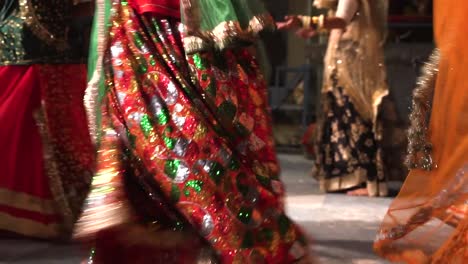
[374,1,468,263]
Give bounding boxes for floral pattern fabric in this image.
[314,72,385,195]
[77,1,310,263]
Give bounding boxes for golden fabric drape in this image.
[322,0,388,123]
[374,1,468,263]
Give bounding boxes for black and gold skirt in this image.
[313,84,387,197]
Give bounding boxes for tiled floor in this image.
[0,154,393,264]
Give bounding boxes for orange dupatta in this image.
[374,1,468,263]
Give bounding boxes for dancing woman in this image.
[75,0,312,263]
[279,0,389,197]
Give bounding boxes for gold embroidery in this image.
[0,212,61,238]
[18,0,69,50]
[34,108,72,235]
[317,168,388,197]
[74,128,133,240]
[182,14,275,54]
[406,49,439,171]
[35,65,94,236]
[85,0,107,142]
[0,188,56,215]
[317,167,367,192]
[182,35,211,55]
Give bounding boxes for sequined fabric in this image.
[406,49,440,171]
[0,64,94,238]
[0,0,86,65]
[73,125,133,239]
[322,0,388,122]
[313,72,387,197]
[186,49,281,196]
[77,1,309,263]
[36,65,95,232]
[180,0,276,54]
[313,0,389,197]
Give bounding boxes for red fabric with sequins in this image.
[129,0,180,18]
[81,1,311,262]
[0,65,93,238]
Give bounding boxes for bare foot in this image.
[346,188,369,196]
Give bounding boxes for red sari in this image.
[0,65,94,238]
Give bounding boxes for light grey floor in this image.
[280,154,392,264]
[0,154,393,264]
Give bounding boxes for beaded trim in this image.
[406,49,440,171]
[182,14,275,55]
[85,0,108,143]
[19,0,69,50]
[34,108,72,236]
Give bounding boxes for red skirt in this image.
[0,65,94,238]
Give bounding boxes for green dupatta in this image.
[85,0,111,145]
[180,0,276,54]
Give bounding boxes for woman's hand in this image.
[276,16,302,31]
[295,28,317,39]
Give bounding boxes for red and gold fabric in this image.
[129,0,180,17]
[76,1,311,263]
[0,65,94,238]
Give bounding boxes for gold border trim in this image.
[0,188,56,215]
[367,181,388,197]
[0,212,60,238]
[406,48,440,171]
[34,107,72,234]
[19,0,69,50]
[85,0,107,142]
[74,130,133,239]
[183,14,276,54]
[317,168,388,197]
[0,60,86,66]
[183,35,210,55]
[318,168,367,192]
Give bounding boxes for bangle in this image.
[300,16,312,29]
[300,15,326,31]
[312,16,319,26]
[317,15,325,31]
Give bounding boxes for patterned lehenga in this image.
[0,0,94,238]
[75,1,311,263]
[312,0,389,197]
[315,78,383,194]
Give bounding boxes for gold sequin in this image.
[406,49,440,171]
